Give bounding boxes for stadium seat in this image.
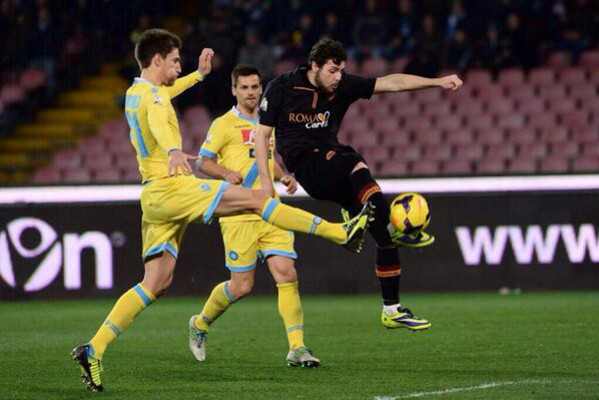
[392,102,420,117]
[442,159,472,175]
[528,114,556,130]
[414,129,443,145]
[508,85,537,103]
[454,99,483,116]
[476,128,505,146]
[379,160,409,177]
[569,83,597,101]
[410,159,440,176]
[273,59,296,76]
[528,68,555,86]
[454,143,484,160]
[508,128,537,145]
[437,114,463,131]
[537,84,567,101]
[547,98,577,114]
[559,110,590,128]
[549,142,578,158]
[517,98,546,116]
[476,157,506,174]
[445,128,474,145]
[389,56,410,73]
[496,114,525,130]
[559,67,587,85]
[363,147,391,163]
[403,118,432,132]
[539,156,569,173]
[540,127,569,144]
[572,127,599,145]
[93,168,122,183]
[351,131,380,148]
[422,102,451,118]
[122,168,142,182]
[498,68,525,87]
[115,153,138,169]
[31,166,61,183]
[466,114,493,131]
[414,89,442,104]
[423,144,452,162]
[84,152,113,169]
[581,143,599,157]
[52,149,82,169]
[518,143,547,159]
[486,143,516,159]
[78,136,106,155]
[580,50,599,68]
[360,58,388,76]
[475,84,505,100]
[572,157,599,172]
[508,157,537,173]
[546,51,571,69]
[466,69,492,86]
[485,98,514,117]
[392,144,422,161]
[107,140,133,156]
[63,169,92,183]
[380,127,410,146]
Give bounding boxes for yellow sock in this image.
[88,283,155,359]
[277,281,305,350]
[261,198,345,244]
[194,281,235,331]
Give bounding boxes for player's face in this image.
[314,60,345,94]
[232,74,262,112]
[160,48,182,86]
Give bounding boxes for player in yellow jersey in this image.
[72,29,371,392]
[190,64,319,367]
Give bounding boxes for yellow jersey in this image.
[124,70,203,183]
[199,106,276,222]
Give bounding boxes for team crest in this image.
[200,183,211,191]
[152,95,163,105]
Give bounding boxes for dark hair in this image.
[134,28,182,69]
[231,64,261,87]
[308,38,347,68]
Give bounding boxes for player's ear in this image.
[152,53,162,68]
[310,61,319,72]
[231,85,236,97]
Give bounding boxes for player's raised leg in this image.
[348,163,431,331]
[73,251,175,391]
[213,185,372,252]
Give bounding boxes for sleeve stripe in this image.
[199,148,217,158]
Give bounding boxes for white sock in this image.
[384,304,401,316]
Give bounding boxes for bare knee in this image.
[251,190,270,215]
[268,257,298,284]
[142,252,176,298]
[228,275,255,299]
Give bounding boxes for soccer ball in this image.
[388,192,431,235]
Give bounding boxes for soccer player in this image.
[72,29,371,392]
[191,64,319,367]
[254,39,463,332]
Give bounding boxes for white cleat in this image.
[188,315,207,362]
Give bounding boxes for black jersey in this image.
[259,64,376,172]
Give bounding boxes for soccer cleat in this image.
[342,202,374,253]
[72,344,103,392]
[286,346,321,368]
[382,307,431,331]
[188,315,208,362]
[390,229,435,248]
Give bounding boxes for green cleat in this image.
[382,307,431,331]
[72,344,103,392]
[342,202,374,253]
[188,315,208,362]
[286,346,320,368]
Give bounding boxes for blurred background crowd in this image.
[1,0,599,184]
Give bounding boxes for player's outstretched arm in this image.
[255,123,275,196]
[197,156,243,184]
[373,73,463,94]
[166,48,214,99]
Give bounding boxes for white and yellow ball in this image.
[389,192,431,235]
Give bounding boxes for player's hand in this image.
[437,74,463,91]
[280,175,297,195]
[198,48,214,77]
[167,150,198,177]
[224,171,243,184]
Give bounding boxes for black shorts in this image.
[293,144,366,209]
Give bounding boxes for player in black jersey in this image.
[254,39,462,330]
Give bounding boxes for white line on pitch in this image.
[374,379,548,399]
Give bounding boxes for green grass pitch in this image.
[1,292,598,399]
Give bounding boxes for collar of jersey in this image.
[292,63,316,88]
[231,106,258,125]
[133,77,155,85]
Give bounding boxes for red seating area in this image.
[32,106,212,184]
[31,49,599,183]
